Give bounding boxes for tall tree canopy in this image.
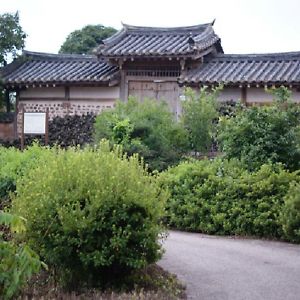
[0,12,26,111]
[59,24,117,54]
[0,12,26,66]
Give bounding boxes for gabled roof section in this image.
[181,51,300,86]
[96,22,222,58]
[1,51,120,88]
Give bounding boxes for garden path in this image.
[158,230,300,300]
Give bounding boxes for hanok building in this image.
[1,22,300,138]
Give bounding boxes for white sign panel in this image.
[24,113,46,134]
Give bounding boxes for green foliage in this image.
[0,144,53,207]
[0,212,44,299]
[0,12,26,110]
[281,182,300,243]
[181,87,219,153]
[12,141,166,287]
[218,95,300,171]
[94,98,188,171]
[59,24,116,54]
[0,12,26,66]
[217,100,245,118]
[267,85,292,105]
[160,159,300,240]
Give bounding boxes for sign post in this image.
[21,108,49,150]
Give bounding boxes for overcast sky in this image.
[1,0,300,54]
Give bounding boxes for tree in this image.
[0,12,26,111]
[181,87,220,154]
[59,24,116,54]
[0,12,26,67]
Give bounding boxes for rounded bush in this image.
[281,183,300,243]
[12,141,166,286]
[94,98,189,171]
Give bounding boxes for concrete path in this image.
[158,231,300,300]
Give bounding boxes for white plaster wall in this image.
[70,87,120,100]
[247,88,273,103]
[247,88,300,103]
[217,88,242,102]
[291,89,300,102]
[20,87,65,98]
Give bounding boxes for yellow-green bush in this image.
[12,141,167,287]
[0,144,53,208]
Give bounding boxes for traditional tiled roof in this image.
[1,51,120,87]
[97,22,222,58]
[181,52,300,86]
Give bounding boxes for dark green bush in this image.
[94,98,188,171]
[12,141,167,287]
[218,95,300,171]
[281,183,300,243]
[160,159,300,240]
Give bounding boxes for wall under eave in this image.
[214,86,300,104]
[17,86,120,135]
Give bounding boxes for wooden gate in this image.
[128,80,181,116]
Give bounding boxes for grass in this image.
[20,264,186,299]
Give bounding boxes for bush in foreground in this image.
[160,159,300,240]
[0,212,44,300]
[12,141,167,287]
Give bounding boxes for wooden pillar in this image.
[120,70,126,101]
[45,108,49,146]
[4,89,10,112]
[20,108,25,151]
[241,87,247,105]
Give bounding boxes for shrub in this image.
[0,212,44,300]
[181,87,219,153]
[160,159,300,240]
[281,183,300,243]
[218,89,300,171]
[12,141,167,287]
[94,98,188,171]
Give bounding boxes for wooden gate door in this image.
[128,80,180,117]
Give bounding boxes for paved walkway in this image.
[158,231,300,300]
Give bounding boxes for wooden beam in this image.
[65,86,70,100]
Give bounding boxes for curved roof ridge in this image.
[121,22,213,32]
[23,50,97,61]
